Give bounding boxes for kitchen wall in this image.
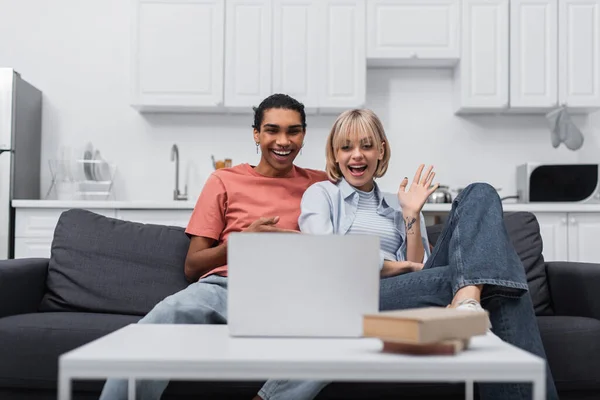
[0,0,594,202]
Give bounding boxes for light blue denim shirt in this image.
[298,178,431,270]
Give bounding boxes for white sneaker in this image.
[454,298,492,330]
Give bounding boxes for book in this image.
[363,307,489,344]
[381,338,470,356]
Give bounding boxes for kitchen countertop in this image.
[12,200,197,209]
[423,203,600,213]
[12,200,600,213]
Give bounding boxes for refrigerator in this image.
[0,68,42,259]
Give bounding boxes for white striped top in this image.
[346,187,402,261]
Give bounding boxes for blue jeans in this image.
[98,274,228,400]
[258,183,559,400]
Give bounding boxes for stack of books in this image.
[363,307,489,355]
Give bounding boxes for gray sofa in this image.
[0,209,599,400]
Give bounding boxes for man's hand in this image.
[397,164,439,215]
[381,260,424,278]
[244,216,299,233]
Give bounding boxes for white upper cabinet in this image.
[559,0,600,110]
[367,0,460,66]
[224,0,272,110]
[131,0,224,112]
[272,0,320,109]
[319,0,366,109]
[454,0,509,113]
[510,0,558,110]
[227,0,365,111]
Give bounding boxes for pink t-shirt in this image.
[185,163,328,279]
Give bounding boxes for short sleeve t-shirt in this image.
[185,163,328,279]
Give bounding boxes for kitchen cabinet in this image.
[272,0,320,109]
[566,213,600,263]
[226,0,366,111]
[558,0,600,110]
[454,0,509,113]
[509,0,558,111]
[14,208,116,259]
[14,237,54,259]
[13,208,192,259]
[367,0,460,66]
[534,213,569,262]
[534,212,600,263]
[131,0,225,112]
[224,0,272,109]
[510,0,600,112]
[319,0,366,109]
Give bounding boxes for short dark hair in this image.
[252,93,307,131]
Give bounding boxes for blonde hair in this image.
[325,109,391,182]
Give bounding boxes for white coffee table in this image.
[58,324,546,400]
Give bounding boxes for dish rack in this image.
[46,159,118,200]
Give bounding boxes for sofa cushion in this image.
[39,209,191,316]
[0,312,140,390]
[538,315,600,391]
[426,211,552,316]
[503,212,552,316]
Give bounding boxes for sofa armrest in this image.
[546,261,600,320]
[0,258,49,318]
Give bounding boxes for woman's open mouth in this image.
[348,165,367,176]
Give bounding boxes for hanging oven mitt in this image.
[545,106,584,150]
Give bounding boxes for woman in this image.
[256,109,558,400]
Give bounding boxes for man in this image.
[99,93,328,400]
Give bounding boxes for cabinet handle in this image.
[570,217,577,225]
[561,218,567,225]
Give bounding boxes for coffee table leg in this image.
[465,380,474,400]
[128,378,136,400]
[57,374,71,400]
[532,372,546,400]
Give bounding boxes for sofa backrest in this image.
[38,209,191,316]
[38,208,553,317]
[426,211,552,316]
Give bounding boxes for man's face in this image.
[253,108,305,176]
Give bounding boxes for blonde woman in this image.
[256,109,558,400]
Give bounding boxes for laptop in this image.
[227,233,380,338]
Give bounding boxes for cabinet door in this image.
[510,0,558,109]
[319,0,366,109]
[224,0,272,110]
[272,0,319,108]
[131,0,225,112]
[116,210,193,228]
[367,0,459,64]
[454,0,509,113]
[559,0,600,109]
[14,237,54,259]
[567,213,600,263]
[534,213,569,262]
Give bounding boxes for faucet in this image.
[170,144,188,201]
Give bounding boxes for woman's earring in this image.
[256,142,260,154]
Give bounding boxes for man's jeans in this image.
[99,182,559,400]
[98,274,228,400]
[259,183,559,400]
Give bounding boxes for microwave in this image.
[516,163,600,203]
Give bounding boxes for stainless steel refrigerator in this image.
[0,68,42,259]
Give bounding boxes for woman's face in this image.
[335,136,384,192]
